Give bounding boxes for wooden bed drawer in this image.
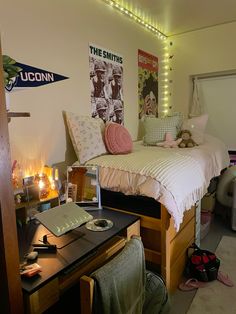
[141,227,161,253]
[145,248,161,266]
[170,216,195,265]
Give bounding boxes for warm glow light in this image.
[51,180,56,190]
[38,179,44,190]
[162,96,169,101]
[54,169,59,181]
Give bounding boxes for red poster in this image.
[138,49,158,120]
[138,49,158,72]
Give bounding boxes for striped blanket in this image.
[83,135,229,231]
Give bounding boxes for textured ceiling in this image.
[117,0,236,36]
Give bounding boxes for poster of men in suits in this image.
[89,43,124,124]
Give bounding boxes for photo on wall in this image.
[138,49,158,120]
[89,43,124,124]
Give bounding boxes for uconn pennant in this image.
[5,62,68,91]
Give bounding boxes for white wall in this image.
[171,22,236,115]
[0,0,163,171]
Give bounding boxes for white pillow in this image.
[181,114,208,144]
[65,112,107,164]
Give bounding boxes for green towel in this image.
[91,237,146,314]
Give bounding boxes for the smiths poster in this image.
[89,43,124,124]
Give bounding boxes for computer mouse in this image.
[25,251,38,261]
[94,219,108,228]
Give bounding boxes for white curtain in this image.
[189,77,204,117]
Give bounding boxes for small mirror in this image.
[66,165,101,210]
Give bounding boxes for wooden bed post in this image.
[161,204,196,292]
[0,40,24,313]
[161,204,171,290]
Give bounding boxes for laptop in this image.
[35,202,93,237]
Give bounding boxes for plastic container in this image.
[201,192,216,212]
[200,212,213,240]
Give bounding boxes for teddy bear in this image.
[177,129,197,148]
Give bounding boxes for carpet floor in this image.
[169,212,236,314]
[187,235,236,314]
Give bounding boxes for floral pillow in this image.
[181,114,208,145]
[143,115,182,145]
[104,122,133,154]
[65,112,107,164]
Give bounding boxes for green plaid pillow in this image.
[143,115,182,145]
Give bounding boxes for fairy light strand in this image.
[103,0,167,40]
[161,40,174,116]
[102,0,172,116]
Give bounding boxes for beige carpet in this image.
[187,235,236,314]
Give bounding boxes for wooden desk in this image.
[18,208,140,314]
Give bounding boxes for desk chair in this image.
[80,236,170,314]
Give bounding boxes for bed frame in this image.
[100,190,196,293]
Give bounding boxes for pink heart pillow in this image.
[104,123,133,154]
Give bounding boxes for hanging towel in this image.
[91,237,146,314]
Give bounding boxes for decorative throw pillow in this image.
[171,112,184,132]
[65,112,107,164]
[104,123,133,154]
[143,115,182,145]
[181,114,208,145]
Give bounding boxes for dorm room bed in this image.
[73,133,230,292]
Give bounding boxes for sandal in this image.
[178,278,207,291]
[217,271,234,287]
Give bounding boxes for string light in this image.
[160,38,174,116]
[102,0,172,116]
[102,0,167,40]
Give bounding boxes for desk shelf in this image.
[7,111,30,123]
[8,112,31,118]
[15,190,59,224]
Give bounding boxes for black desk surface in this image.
[18,207,139,294]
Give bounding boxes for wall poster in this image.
[89,43,124,124]
[138,49,158,120]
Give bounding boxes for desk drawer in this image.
[59,236,126,292]
[24,278,59,314]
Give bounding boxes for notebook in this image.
[35,202,94,236]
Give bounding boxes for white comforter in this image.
[83,134,229,231]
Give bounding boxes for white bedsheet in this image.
[81,134,229,231]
